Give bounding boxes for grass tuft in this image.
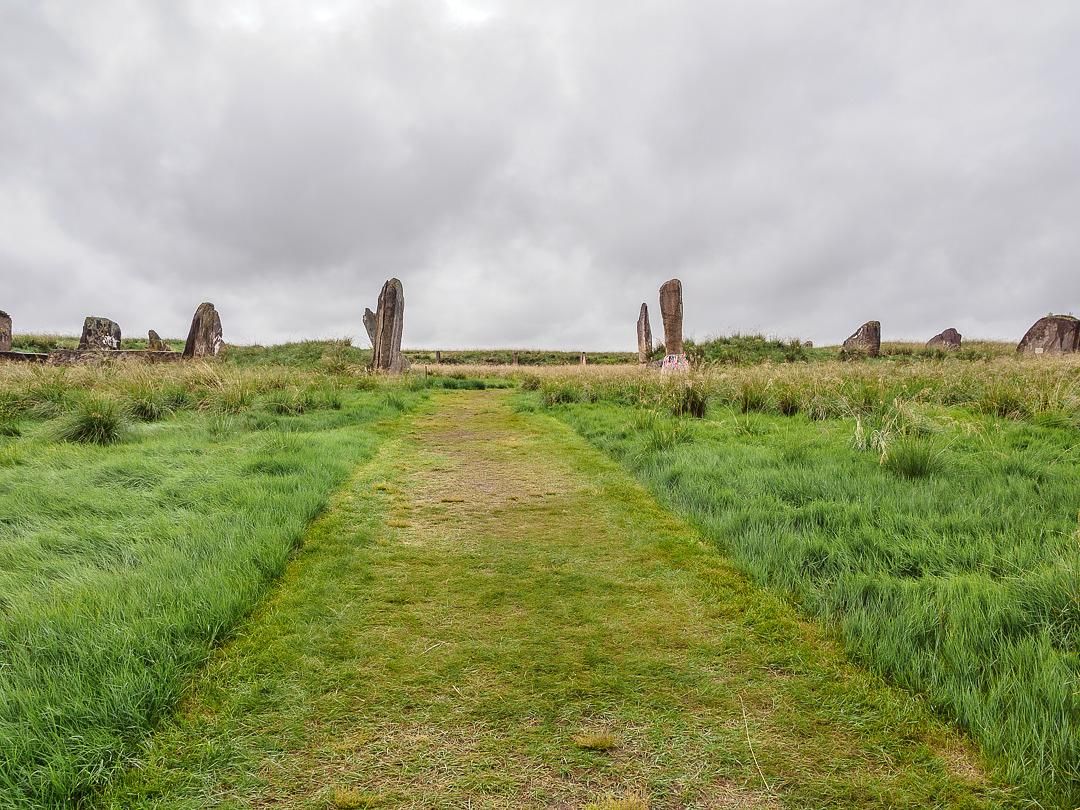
[54,396,128,445]
[573,731,619,751]
[882,437,949,479]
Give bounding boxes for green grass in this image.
[97,391,1011,808]
[540,396,1079,807]
[0,369,424,808]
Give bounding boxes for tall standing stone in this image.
[79,317,121,350]
[0,311,11,353]
[182,302,224,358]
[659,279,684,356]
[363,308,377,348]
[1017,315,1080,355]
[842,321,881,357]
[926,328,962,350]
[147,330,167,351]
[580,352,587,366]
[371,278,405,372]
[636,303,653,363]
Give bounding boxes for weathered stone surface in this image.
[182,302,223,358]
[0,310,10,353]
[927,328,962,350]
[0,351,47,363]
[580,352,587,366]
[48,349,181,365]
[435,350,442,364]
[512,351,519,365]
[842,320,881,357]
[1017,315,1080,355]
[79,317,121,350]
[659,279,684,356]
[371,278,405,372]
[636,302,653,363]
[147,329,167,351]
[363,308,377,348]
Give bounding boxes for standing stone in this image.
[363,308,377,348]
[435,350,442,364]
[659,279,684,356]
[512,351,519,366]
[636,303,653,363]
[0,311,11,353]
[927,328,962,350]
[580,352,587,366]
[79,317,121,350]
[371,278,405,372]
[842,321,881,357]
[147,330,167,351]
[1017,315,1080,355]
[182,302,224,358]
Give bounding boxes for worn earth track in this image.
[101,390,1009,809]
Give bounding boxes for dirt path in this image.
[102,390,1008,809]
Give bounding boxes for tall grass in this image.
[528,359,1080,807]
[0,362,424,807]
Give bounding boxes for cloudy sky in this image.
[2,1,1078,349]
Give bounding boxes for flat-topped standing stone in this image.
[1017,315,1080,355]
[147,329,167,351]
[0,311,10,352]
[659,279,684,356]
[927,328,962,350]
[659,278,689,372]
[842,320,881,357]
[363,308,377,348]
[636,303,653,363]
[79,317,121,350]
[182,302,223,358]
[371,278,405,372]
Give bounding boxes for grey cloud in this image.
[1,0,1078,348]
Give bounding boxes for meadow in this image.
[0,359,442,807]
[0,339,1077,807]
[518,355,1080,807]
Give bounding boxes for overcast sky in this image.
[2,1,1078,349]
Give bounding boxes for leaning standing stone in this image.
[182,302,224,358]
[147,330,167,351]
[371,278,405,372]
[1016,315,1080,355]
[0,311,11,352]
[637,303,653,363]
[363,308,377,348]
[842,321,881,358]
[79,317,121,350]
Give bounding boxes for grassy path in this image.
[101,391,1012,808]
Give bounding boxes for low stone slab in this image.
[47,349,182,365]
[0,351,47,363]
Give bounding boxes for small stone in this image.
[636,303,653,363]
[0,310,11,353]
[371,278,405,372]
[79,317,121,350]
[842,320,881,358]
[182,303,223,358]
[927,328,962,350]
[1017,315,1080,355]
[363,308,377,348]
[147,329,167,351]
